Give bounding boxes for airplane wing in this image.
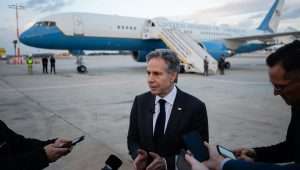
[225,31,300,43]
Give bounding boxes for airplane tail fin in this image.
[257,0,284,33]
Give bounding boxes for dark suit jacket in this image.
[254,106,300,164]
[127,88,209,170]
[224,160,300,170]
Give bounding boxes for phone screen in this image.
[217,145,236,159]
[72,136,85,146]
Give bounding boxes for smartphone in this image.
[176,149,191,170]
[71,136,85,146]
[182,131,209,162]
[216,145,236,159]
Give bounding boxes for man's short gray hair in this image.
[146,49,180,73]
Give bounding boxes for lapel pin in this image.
[177,107,182,111]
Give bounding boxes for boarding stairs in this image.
[158,28,218,74]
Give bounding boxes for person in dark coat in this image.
[218,56,225,75]
[127,49,208,170]
[42,57,48,73]
[0,120,72,170]
[184,40,300,170]
[50,56,56,74]
[204,56,209,76]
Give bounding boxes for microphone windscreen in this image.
[105,154,122,170]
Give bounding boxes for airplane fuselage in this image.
[20,13,269,61]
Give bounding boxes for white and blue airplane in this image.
[20,0,300,73]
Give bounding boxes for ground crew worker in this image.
[50,55,56,74]
[219,55,226,75]
[204,56,209,76]
[42,56,48,73]
[26,56,33,74]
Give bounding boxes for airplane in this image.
[19,0,300,73]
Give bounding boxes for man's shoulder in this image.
[177,89,205,105]
[135,91,153,100]
[0,120,8,128]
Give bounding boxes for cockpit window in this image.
[35,21,56,27]
[48,22,56,27]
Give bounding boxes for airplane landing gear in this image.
[225,62,231,69]
[77,65,87,73]
[76,56,88,73]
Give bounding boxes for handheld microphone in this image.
[101,154,122,170]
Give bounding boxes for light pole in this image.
[13,40,17,56]
[8,4,25,64]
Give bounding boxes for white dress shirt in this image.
[153,86,177,134]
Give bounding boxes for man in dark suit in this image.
[127,49,209,170]
[184,40,300,170]
[42,56,48,73]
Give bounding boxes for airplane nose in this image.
[19,28,32,45]
[19,27,37,46]
[19,32,26,44]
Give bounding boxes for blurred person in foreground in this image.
[185,40,300,170]
[0,120,73,170]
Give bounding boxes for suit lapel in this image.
[165,89,185,136]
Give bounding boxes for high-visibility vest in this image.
[27,58,33,65]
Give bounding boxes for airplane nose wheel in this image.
[77,65,87,73]
[225,62,231,69]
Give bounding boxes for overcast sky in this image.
[1,0,300,54]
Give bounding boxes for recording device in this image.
[216,145,237,159]
[182,131,209,162]
[101,154,123,170]
[71,136,85,146]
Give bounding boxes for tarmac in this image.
[0,53,291,170]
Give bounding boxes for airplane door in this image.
[142,19,155,39]
[73,15,84,36]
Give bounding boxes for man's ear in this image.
[171,72,178,83]
[282,81,300,105]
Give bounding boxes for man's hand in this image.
[44,144,71,162]
[185,153,209,170]
[202,142,225,170]
[133,149,148,170]
[53,138,72,148]
[146,152,166,170]
[233,148,256,162]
